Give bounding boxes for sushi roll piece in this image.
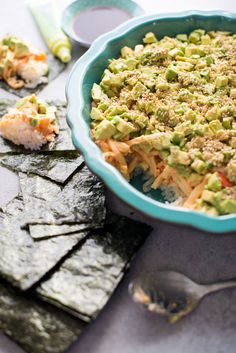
[0,94,59,150]
[0,35,48,89]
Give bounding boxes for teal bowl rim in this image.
[61,0,145,47]
[66,10,236,234]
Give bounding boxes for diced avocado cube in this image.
[109,59,127,73]
[177,61,194,71]
[201,190,215,204]
[109,74,124,87]
[131,81,147,98]
[155,79,170,91]
[158,149,170,160]
[168,146,191,166]
[175,121,193,137]
[201,34,211,45]
[125,58,139,70]
[156,107,169,122]
[14,42,30,58]
[98,101,109,111]
[220,199,236,214]
[143,32,158,44]
[106,106,126,116]
[151,134,172,150]
[191,159,207,174]
[205,56,214,66]
[230,88,236,99]
[189,31,201,44]
[91,107,104,121]
[113,131,126,140]
[29,118,38,127]
[194,29,205,36]
[112,116,136,135]
[208,119,223,133]
[101,70,124,88]
[206,107,221,121]
[172,131,185,145]
[222,117,233,129]
[38,103,47,114]
[215,76,228,88]
[177,89,193,102]
[194,124,209,136]
[224,150,234,163]
[92,83,107,102]
[94,120,116,140]
[200,203,219,216]
[165,66,178,82]
[133,115,148,129]
[109,58,138,73]
[230,137,236,148]
[184,109,196,122]
[121,46,134,58]
[28,94,38,104]
[134,44,144,54]
[168,48,183,57]
[200,69,210,80]
[3,36,30,57]
[185,45,205,57]
[2,37,12,46]
[176,34,188,42]
[101,70,112,85]
[206,173,222,192]
[226,159,236,183]
[174,104,188,115]
[184,46,194,57]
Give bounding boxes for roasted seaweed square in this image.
[19,167,106,227]
[0,279,86,353]
[0,151,83,184]
[0,195,90,289]
[37,215,152,320]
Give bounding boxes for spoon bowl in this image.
[129,271,236,323]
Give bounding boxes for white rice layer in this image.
[0,120,46,150]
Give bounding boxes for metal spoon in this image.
[129,271,236,323]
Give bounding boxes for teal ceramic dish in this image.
[66,11,236,234]
[61,0,144,47]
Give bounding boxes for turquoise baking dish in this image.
[66,10,236,234]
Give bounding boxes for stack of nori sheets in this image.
[0,100,152,353]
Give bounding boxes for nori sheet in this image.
[0,54,65,98]
[0,279,86,353]
[0,195,89,289]
[0,100,75,153]
[29,223,93,240]
[37,215,152,321]
[0,151,83,184]
[20,166,106,226]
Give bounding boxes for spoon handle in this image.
[203,280,236,295]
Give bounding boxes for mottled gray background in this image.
[0,1,236,353]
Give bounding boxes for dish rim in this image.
[61,0,145,47]
[66,10,236,233]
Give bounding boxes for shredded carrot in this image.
[128,155,139,173]
[135,149,157,177]
[152,165,171,189]
[108,140,129,180]
[183,177,207,208]
[171,169,192,196]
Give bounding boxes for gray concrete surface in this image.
[0,1,236,353]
